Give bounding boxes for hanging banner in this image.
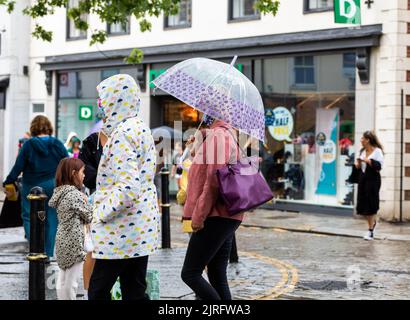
[334,0,361,25]
[267,107,293,142]
[316,109,339,196]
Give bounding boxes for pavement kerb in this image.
[169,215,410,242]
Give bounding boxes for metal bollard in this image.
[160,167,171,249]
[229,233,239,263]
[26,187,48,300]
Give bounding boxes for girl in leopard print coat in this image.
[49,158,92,300]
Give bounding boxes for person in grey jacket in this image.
[49,158,92,300]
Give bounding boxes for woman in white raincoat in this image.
[88,74,160,300]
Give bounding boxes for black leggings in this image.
[88,256,149,300]
[181,217,241,300]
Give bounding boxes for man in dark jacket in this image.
[78,131,107,194]
[78,130,107,292]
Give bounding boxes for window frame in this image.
[107,17,131,36]
[291,55,317,90]
[164,0,192,30]
[66,0,87,41]
[303,0,334,14]
[228,0,261,23]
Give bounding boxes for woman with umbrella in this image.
[152,56,266,300]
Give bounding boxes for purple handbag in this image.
[216,133,273,216]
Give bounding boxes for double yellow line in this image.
[240,251,298,300]
[173,241,298,300]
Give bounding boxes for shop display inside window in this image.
[257,52,356,207]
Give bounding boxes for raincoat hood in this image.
[30,136,62,157]
[64,132,78,149]
[49,185,78,209]
[96,74,142,136]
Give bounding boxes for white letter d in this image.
[340,0,356,19]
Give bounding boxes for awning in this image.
[39,24,383,71]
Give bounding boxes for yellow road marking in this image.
[173,241,298,300]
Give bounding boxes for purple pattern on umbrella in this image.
[155,70,265,141]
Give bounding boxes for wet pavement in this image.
[1,195,410,300]
[0,226,293,300]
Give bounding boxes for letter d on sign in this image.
[79,105,93,121]
[334,0,361,25]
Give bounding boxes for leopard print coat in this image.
[49,185,92,270]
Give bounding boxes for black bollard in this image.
[160,166,171,249]
[229,233,239,263]
[26,187,48,300]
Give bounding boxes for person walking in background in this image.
[78,115,108,292]
[88,74,159,300]
[355,131,384,241]
[171,141,184,189]
[67,136,81,158]
[18,132,31,153]
[181,114,242,300]
[79,131,107,194]
[2,115,68,259]
[64,132,78,150]
[49,158,92,300]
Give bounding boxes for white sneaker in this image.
[363,231,374,241]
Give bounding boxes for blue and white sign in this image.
[268,107,293,142]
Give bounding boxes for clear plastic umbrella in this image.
[152,56,265,141]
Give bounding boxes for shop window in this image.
[107,18,130,35]
[101,69,120,80]
[77,71,100,99]
[258,52,356,209]
[229,0,260,21]
[32,103,45,113]
[67,0,87,40]
[304,0,333,12]
[293,56,315,87]
[343,53,356,90]
[0,90,5,110]
[164,0,192,29]
[59,72,77,98]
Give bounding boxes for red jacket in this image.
[183,120,244,225]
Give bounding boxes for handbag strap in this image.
[224,128,247,158]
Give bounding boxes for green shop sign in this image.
[79,105,93,121]
[334,0,361,25]
[149,64,244,89]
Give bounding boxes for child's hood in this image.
[97,74,142,136]
[49,185,78,209]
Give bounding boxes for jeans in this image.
[181,217,241,300]
[21,179,58,257]
[88,256,149,300]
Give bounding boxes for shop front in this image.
[149,52,357,212]
[40,24,381,214]
[254,52,356,214]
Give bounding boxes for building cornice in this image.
[39,24,383,71]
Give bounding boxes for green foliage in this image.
[90,30,107,46]
[124,48,144,65]
[32,24,53,42]
[255,0,280,15]
[0,0,15,13]
[1,0,280,63]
